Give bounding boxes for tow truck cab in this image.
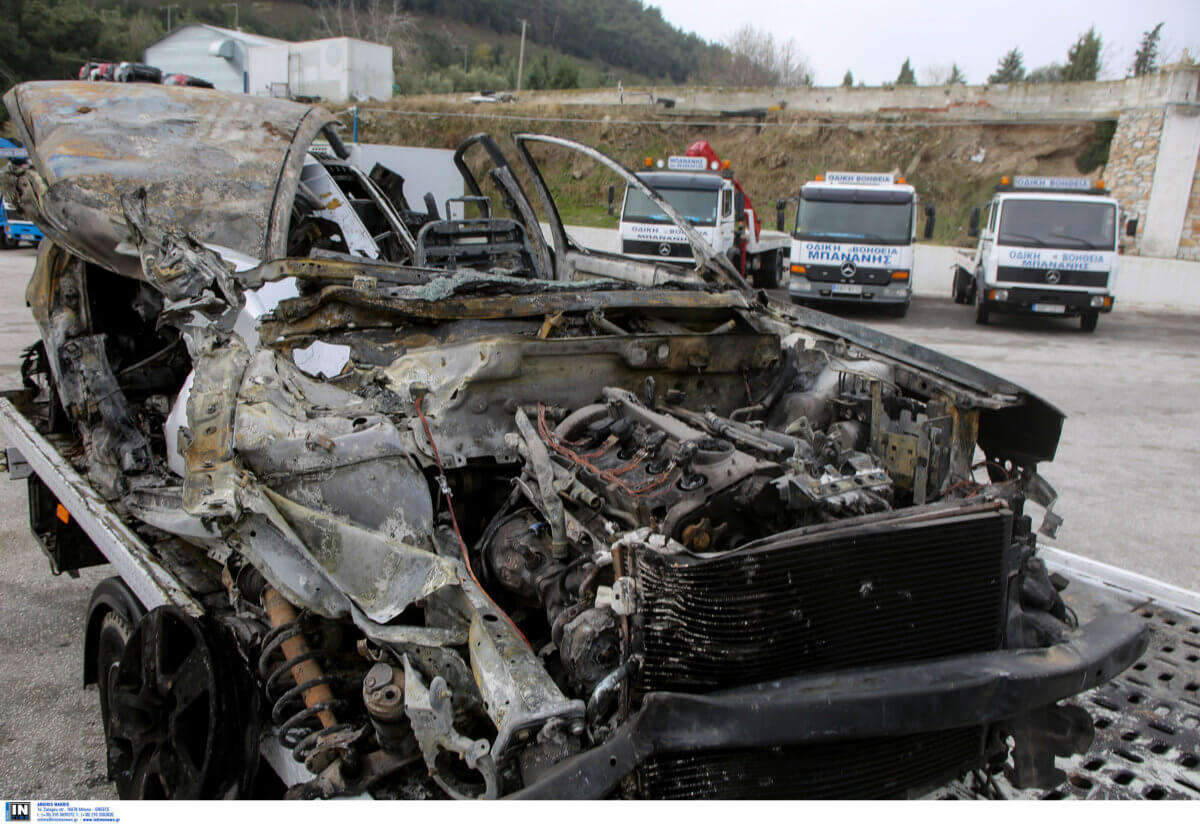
[785,172,933,316]
[955,176,1124,332]
[618,142,790,288]
[620,165,736,263]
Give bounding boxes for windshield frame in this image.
[792,194,915,246]
[996,197,1117,251]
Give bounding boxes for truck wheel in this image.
[975,294,990,326]
[754,252,781,289]
[1,234,15,250]
[1080,311,1099,333]
[888,302,909,319]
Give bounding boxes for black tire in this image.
[975,292,990,326]
[1,234,16,250]
[753,251,782,289]
[1080,311,1099,333]
[888,301,909,318]
[951,277,961,304]
[97,610,133,735]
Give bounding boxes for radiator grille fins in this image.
[639,727,986,799]
[636,509,1011,692]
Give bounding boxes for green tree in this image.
[1063,27,1102,82]
[526,54,551,90]
[989,49,1025,83]
[896,58,916,85]
[1129,22,1164,77]
[1028,63,1064,83]
[948,63,966,84]
[551,59,581,89]
[842,69,853,87]
[0,0,103,86]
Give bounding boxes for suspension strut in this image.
[259,587,358,768]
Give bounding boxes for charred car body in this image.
[0,82,1147,800]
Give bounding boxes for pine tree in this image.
[948,63,966,84]
[1129,22,1163,77]
[1063,27,1102,82]
[842,69,853,87]
[896,58,916,85]
[988,49,1026,83]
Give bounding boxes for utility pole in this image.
[516,18,528,99]
[222,2,239,30]
[159,4,180,31]
[453,44,469,72]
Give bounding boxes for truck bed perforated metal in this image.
[939,603,1200,800]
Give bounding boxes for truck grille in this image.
[635,509,1012,692]
[799,263,893,285]
[622,239,693,258]
[997,266,1108,288]
[639,726,986,799]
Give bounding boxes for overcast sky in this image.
[648,0,1200,86]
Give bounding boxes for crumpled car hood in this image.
[2,81,335,276]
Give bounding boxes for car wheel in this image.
[1080,311,1099,333]
[107,607,226,799]
[96,610,133,735]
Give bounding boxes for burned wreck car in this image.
[1,81,1147,800]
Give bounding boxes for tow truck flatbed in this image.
[3,387,1197,799]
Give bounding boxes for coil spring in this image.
[258,615,359,763]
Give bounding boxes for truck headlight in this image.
[988,289,1009,301]
[1090,296,1112,308]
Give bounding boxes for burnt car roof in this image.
[3,81,335,276]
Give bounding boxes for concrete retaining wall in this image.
[425,69,1200,121]
[557,225,1200,311]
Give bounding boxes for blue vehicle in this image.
[2,138,43,248]
[1,196,44,248]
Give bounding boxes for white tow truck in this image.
[952,175,1129,332]
[782,171,935,317]
[617,141,792,288]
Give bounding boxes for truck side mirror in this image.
[607,184,615,216]
[1125,217,1138,238]
[923,204,936,240]
[734,191,746,220]
[776,199,786,232]
[967,206,980,238]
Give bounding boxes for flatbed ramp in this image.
[940,551,1200,799]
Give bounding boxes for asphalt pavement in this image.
[0,244,1196,797]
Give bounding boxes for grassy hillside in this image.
[349,101,1100,247]
[0,0,699,93]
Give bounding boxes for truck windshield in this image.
[998,200,1116,250]
[623,187,718,226]
[795,198,912,244]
